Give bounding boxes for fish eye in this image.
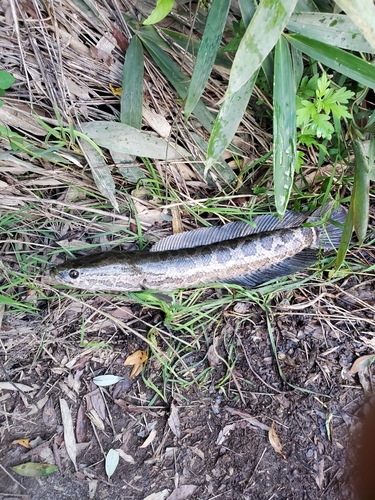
[69,269,79,279]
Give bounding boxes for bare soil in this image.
[1,277,374,500]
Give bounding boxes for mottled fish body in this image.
[51,204,347,292]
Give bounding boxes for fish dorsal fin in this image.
[221,249,318,287]
[150,211,309,252]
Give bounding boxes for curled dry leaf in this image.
[207,344,220,367]
[167,404,181,439]
[76,402,88,443]
[139,428,157,448]
[130,363,143,378]
[268,423,286,459]
[59,398,77,471]
[124,350,148,366]
[10,438,31,449]
[349,354,375,374]
[115,448,135,464]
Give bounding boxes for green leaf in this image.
[206,72,257,172]
[12,462,58,478]
[121,36,144,128]
[226,0,298,97]
[143,0,174,26]
[273,37,296,216]
[334,0,375,52]
[80,121,188,159]
[335,201,353,269]
[0,70,15,90]
[287,12,375,54]
[352,138,370,244]
[285,33,375,89]
[136,28,214,132]
[184,0,231,120]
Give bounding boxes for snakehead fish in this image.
[51,204,347,292]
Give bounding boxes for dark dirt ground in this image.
[1,274,375,500]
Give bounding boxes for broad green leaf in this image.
[206,72,257,172]
[143,0,174,26]
[80,121,188,160]
[334,0,375,52]
[0,70,15,90]
[352,138,370,244]
[369,135,375,181]
[105,449,120,479]
[79,138,119,211]
[273,37,296,216]
[137,29,214,133]
[12,462,58,478]
[285,33,375,89]
[184,0,231,120]
[287,13,375,53]
[121,36,144,128]
[238,0,256,25]
[226,0,298,97]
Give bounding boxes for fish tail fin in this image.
[308,203,348,250]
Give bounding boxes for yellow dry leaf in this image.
[10,438,31,449]
[124,350,148,366]
[268,423,286,459]
[109,84,122,96]
[130,364,143,378]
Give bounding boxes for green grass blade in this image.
[285,33,375,89]
[137,28,214,132]
[206,72,257,172]
[352,138,370,245]
[226,0,298,97]
[143,0,174,26]
[335,201,353,269]
[121,36,144,128]
[184,0,231,120]
[287,13,375,53]
[334,0,375,52]
[273,37,296,216]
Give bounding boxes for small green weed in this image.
[0,70,15,107]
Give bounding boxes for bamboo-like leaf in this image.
[143,0,174,26]
[335,198,353,269]
[352,138,370,244]
[334,0,375,52]
[184,0,231,120]
[80,121,188,160]
[79,138,119,211]
[136,29,214,133]
[285,33,375,89]
[206,72,257,172]
[121,36,144,128]
[273,37,296,216]
[93,375,124,387]
[226,0,298,97]
[287,13,375,53]
[238,0,256,25]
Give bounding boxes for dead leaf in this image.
[313,459,325,489]
[11,462,58,477]
[268,423,286,459]
[59,398,77,471]
[349,354,375,374]
[168,404,181,439]
[43,397,57,428]
[87,409,105,431]
[130,364,143,378]
[0,381,34,392]
[124,350,148,366]
[207,344,220,367]
[76,402,88,443]
[216,424,236,446]
[10,438,31,449]
[166,484,197,500]
[224,406,270,431]
[115,448,135,464]
[142,490,170,500]
[139,428,157,448]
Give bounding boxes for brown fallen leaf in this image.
[167,403,181,439]
[349,354,375,374]
[130,363,143,378]
[59,398,78,471]
[124,350,148,366]
[139,428,157,448]
[268,423,286,459]
[166,484,197,500]
[76,402,88,443]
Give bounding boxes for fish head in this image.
[50,251,142,291]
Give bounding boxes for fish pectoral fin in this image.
[221,249,319,287]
